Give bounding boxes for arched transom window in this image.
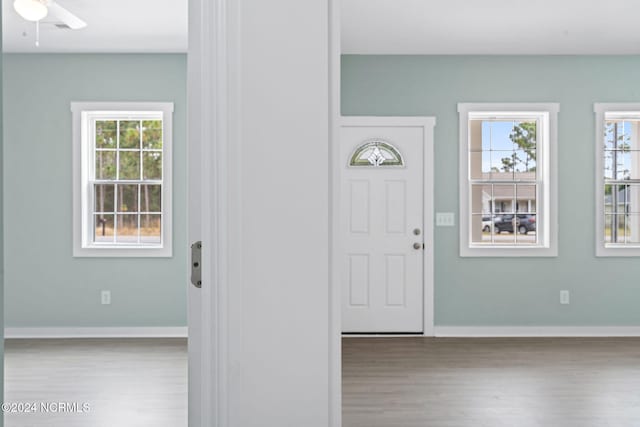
[349,140,404,167]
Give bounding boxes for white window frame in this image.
[594,103,640,257]
[72,102,174,257]
[458,103,559,257]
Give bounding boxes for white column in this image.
[189,0,332,425]
[234,0,331,424]
[190,0,333,426]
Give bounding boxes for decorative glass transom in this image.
[349,140,404,167]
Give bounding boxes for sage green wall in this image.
[3,54,187,327]
[343,55,640,326]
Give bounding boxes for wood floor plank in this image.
[4,338,187,427]
[6,336,640,426]
[343,337,640,427]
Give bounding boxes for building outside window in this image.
[458,103,558,257]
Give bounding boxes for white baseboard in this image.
[4,327,188,339]
[342,334,424,338]
[434,326,640,338]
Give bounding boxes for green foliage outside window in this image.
[94,119,163,242]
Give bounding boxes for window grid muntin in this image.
[90,114,164,247]
[603,115,640,247]
[468,114,542,246]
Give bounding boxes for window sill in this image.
[461,245,558,257]
[597,245,640,257]
[73,245,172,258]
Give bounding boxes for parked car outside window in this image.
[482,216,492,232]
[494,214,536,234]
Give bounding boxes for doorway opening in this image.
[2,1,189,425]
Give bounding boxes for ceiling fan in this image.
[13,0,87,30]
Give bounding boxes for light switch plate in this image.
[436,212,455,227]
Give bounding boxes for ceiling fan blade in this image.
[47,1,87,29]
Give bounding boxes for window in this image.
[72,102,173,257]
[594,104,640,256]
[349,140,404,167]
[458,103,558,257]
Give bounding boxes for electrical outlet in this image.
[101,290,111,305]
[436,212,455,227]
[560,290,570,305]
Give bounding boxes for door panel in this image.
[348,254,370,307]
[349,180,370,234]
[385,180,406,234]
[341,124,426,333]
[384,254,406,306]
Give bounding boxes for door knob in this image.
[413,242,422,250]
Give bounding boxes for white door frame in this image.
[328,1,342,425]
[188,0,238,425]
[337,116,435,337]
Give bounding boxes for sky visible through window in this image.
[479,120,537,175]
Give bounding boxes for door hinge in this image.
[191,241,202,288]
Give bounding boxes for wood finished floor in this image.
[5,337,640,426]
[4,338,187,427]
[343,337,640,427]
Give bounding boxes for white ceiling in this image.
[2,0,187,53]
[342,0,640,55]
[3,0,640,54]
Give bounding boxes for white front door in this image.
[340,118,434,333]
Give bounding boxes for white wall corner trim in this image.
[329,0,342,425]
[435,326,640,337]
[187,0,231,425]
[4,327,188,339]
